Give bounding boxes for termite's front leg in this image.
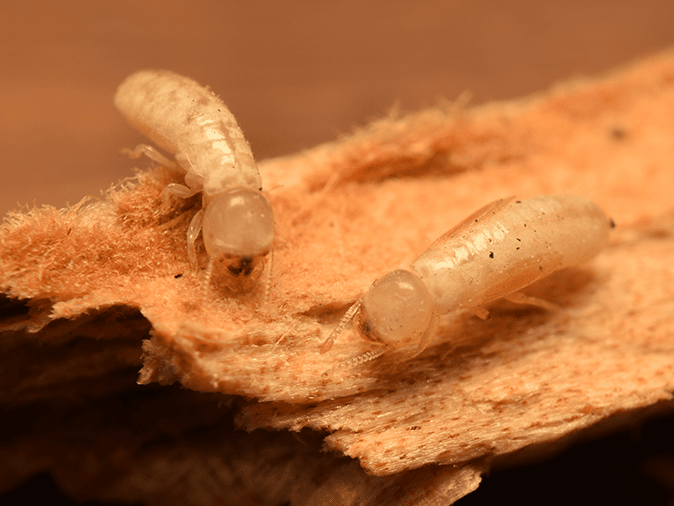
[186,209,204,271]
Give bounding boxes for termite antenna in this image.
[261,247,274,306]
[320,299,361,354]
[203,257,215,298]
[121,144,177,168]
[321,345,388,377]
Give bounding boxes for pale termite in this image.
[320,195,613,371]
[114,70,275,292]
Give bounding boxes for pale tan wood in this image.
[2,49,674,504]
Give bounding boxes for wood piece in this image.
[2,50,674,503]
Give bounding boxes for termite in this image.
[320,195,613,371]
[114,70,275,293]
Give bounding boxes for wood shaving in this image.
[2,50,674,504]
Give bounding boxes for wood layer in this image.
[2,50,674,504]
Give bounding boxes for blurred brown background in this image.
[1,1,673,217]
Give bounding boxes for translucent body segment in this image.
[358,269,436,347]
[410,195,611,313]
[114,70,261,198]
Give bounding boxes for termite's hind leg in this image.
[504,292,560,312]
[470,307,491,320]
[165,184,199,199]
[160,183,200,213]
[122,144,179,169]
[186,209,204,271]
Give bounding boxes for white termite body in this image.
[321,195,612,369]
[114,70,274,289]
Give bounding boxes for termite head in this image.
[202,187,275,271]
[358,269,436,348]
[320,269,437,375]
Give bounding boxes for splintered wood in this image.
[2,50,674,504]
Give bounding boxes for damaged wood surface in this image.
[2,50,674,503]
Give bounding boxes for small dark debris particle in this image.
[610,126,627,140]
[489,252,494,258]
[609,218,616,228]
[361,320,373,338]
[174,273,183,279]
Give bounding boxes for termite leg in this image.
[320,299,362,353]
[470,307,491,320]
[186,209,204,270]
[504,292,560,312]
[123,143,197,212]
[122,144,178,169]
[159,183,200,214]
